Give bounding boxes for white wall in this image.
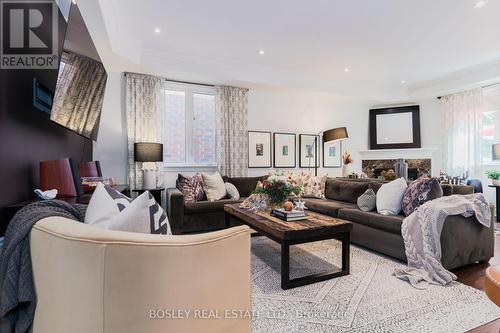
[93,77,444,188]
[93,72,128,184]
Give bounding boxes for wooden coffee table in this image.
[224,204,353,290]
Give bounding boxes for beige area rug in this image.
[251,237,500,332]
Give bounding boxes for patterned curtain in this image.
[125,73,165,188]
[215,86,249,177]
[51,51,107,139]
[440,88,484,177]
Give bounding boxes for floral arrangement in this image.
[342,150,353,165]
[254,171,302,207]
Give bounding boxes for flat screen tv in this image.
[50,3,107,141]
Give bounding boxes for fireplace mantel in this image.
[357,148,438,160]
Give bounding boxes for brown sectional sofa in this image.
[167,176,494,270]
[301,178,494,270]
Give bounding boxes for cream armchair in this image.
[29,217,252,333]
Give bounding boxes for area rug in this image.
[251,237,500,332]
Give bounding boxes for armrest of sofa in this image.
[166,187,184,234]
[440,204,495,270]
[30,218,252,333]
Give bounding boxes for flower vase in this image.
[492,179,500,186]
[342,165,349,177]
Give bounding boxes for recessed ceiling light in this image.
[154,27,161,34]
[475,0,486,8]
[401,80,406,84]
[344,68,350,72]
[258,50,265,55]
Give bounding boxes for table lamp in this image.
[134,142,163,189]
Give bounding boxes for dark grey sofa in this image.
[166,175,266,234]
[302,178,494,270]
[167,175,494,270]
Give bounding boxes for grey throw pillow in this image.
[357,188,376,212]
[225,182,240,200]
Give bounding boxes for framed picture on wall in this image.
[323,140,342,167]
[369,105,421,149]
[299,134,319,168]
[248,131,272,168]
[273,133,296,168]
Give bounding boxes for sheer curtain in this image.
[215,86,249,177]
[441,88,484,177]
[125,73,165,188]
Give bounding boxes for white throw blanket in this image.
[394,193,491,289]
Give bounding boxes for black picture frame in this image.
[323,140,342,168]
[248,130,272,168]
[369,105,421,150]
[299,134,319,168]
[273,132,296,168]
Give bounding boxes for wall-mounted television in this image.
[49,3,107,141]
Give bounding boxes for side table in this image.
[488,185,500,222]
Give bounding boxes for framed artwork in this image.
[248,131,272,168]
[273,133,296,168]
[323,140,342,167]
[299,134,319,168]
[369,105,421,150]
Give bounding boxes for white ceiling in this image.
[93,0,500,101]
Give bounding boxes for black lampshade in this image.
[134,143,163,162]
[322,127,349,142]
[493,144,500,161]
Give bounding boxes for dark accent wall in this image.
[0,3,91,234]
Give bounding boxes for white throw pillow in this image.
[202,172,227,201]
[376,178,408,216]
[85,183,171,234]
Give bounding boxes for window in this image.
[163,82,217,166]
[482,86,500,164]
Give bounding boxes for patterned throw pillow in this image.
[177,173,205,203]
[357,188,376,212]
[225,182,240,200]
[402,176,443,216]
[85,183,171,235]
[290,172,327,199]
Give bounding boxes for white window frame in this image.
[163,82,217,168]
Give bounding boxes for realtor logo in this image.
[1,0,58,69]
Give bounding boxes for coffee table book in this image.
[271,209,307,222]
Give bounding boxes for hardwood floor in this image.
[454,224,500,333]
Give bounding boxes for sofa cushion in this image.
[402,176,443,216]
[225,182,240,200]
[357,188,376,211]
[338,208,404,234]
[177,173,205,202]
[302,198,357,217]
[184,198,245,214]
[325,179,370,203]
[86,184,171,235]
[291,172,327,198]
[376,178,407,215]
[202,172,227,201]
[226,176,267,197]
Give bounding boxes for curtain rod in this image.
[123,72,215,87]
[437,82,500,99]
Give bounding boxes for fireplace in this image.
[361,159,431,181]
